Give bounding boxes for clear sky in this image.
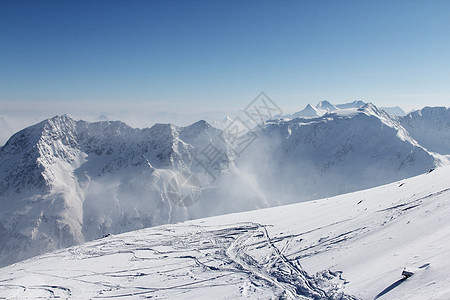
[1,0,449,116]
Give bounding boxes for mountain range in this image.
[287,100,407,118]
[0,101,448,267]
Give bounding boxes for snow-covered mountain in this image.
[0,116,240,267]
[0,103,446,268]
[316,100,338,113]
[240,104,440,203]
[336,100,367,109]
[1,164,449,299]
[288,100,368,118]
[209,115,234,129]
[289,104,324,118]
[399,106,450,155]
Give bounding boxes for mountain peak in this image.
[358,102,384,115]
[336,100,367,109]
[187,119,211,130]
[179,120,217,140]
[316,100,338,112]
[46,114,76,125]
[290,104,323,118]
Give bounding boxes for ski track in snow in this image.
[0,221,355,299]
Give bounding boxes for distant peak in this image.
[181,120,214,134]
[352,100,365,105]
[316,100,338,112]
[191,119,210,128]
[97,114,109,121]
[336,100,367,109]
[421,106,448,113]
[405,106,449,119]
[290,103,323,118]
[318,100,332,105]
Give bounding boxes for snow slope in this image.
[1,165,449,299]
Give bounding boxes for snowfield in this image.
[1,165,449,299]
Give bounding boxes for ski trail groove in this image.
[226,222,358,299]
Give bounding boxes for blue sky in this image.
[1,0,449,115]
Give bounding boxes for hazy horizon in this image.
[0,98,445,146]
[1,1,449,121]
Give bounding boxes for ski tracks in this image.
[225,222,358,299]
[0,222,358,299]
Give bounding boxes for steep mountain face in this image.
[0,103,446,268]
[400,107,450,155]
[239,104,439,203]
[0,116,83,267]
[0,116,237,267]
